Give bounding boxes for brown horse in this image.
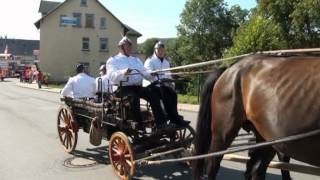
[193,54,320,180]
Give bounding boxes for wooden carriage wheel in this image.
[171,125,195,164]
[109,132,135,180]
[172,125,195,146]
[57,105,78,153]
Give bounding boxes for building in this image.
[0,38,40,63]
[35,0,142,82]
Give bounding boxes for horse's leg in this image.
[244,136,257,180]
[206,114,242,179]
[246,133,276,180]
[277,152,292,180]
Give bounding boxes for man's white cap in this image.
[118,36,132,46]
[154,41,165,49]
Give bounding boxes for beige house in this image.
[35,0,142,82]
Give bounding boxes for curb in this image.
[15,82,61,93]
[15,82,199,112]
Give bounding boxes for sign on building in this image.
[61,17,78,26]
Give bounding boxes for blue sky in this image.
[0,0,256,43]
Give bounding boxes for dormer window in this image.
[81,0,87,6]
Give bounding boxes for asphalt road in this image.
[0,79,319,180]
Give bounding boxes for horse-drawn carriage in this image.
[57,78,195,179]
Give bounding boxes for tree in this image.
[224,14,286,60]
[176,0,235,65]
[229,5,250,27]
[258,0,320,48]
[138,38,158,60]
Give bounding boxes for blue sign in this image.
[61,17,78,26]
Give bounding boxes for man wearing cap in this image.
[61,64,96,99]
[96,64,112,93]
[106,36,167,129]
[144,41,190,127]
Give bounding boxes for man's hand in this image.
[124,68,132,75]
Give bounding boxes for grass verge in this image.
[178,94,199,104]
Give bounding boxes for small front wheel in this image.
[109,132,135,180]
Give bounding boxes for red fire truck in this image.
[0,55,9,81]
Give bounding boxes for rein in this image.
[135,128,320,166]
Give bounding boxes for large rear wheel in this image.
[57,105,78,153]
[109,132,135,180]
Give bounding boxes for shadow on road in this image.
[133,164,283,180]
[71,146,283,180]
[73,145,110,165]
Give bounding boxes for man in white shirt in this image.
[144,41,190,127]
[61,64,96,99]
[106,36,167,129]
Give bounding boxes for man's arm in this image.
[106,58,127,84]
[61,78,73,97]
[144,58,154,71]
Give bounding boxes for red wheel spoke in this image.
[63,133,67,146]
[112,147,121,154]
[124,154,131,158]
[125,159,133,167]
[66,133,71,149]
[123,144,128,153]
[120,165,125,175]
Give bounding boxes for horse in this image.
[193,54,320,180]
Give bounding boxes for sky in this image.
[0,0,256,43]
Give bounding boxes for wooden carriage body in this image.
[57,93,195,179]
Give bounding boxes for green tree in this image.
[258,0,320,48]
[224,15,286,60]
[138,38,158,60]
[176,0,235,64]
[229,5,249,27]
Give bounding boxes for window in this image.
[80,0,87,6]
[59,15,67,27]
[82,37,90,51]
[100,38,108,51]
[100,17,107,29]
[85,14,94,28]
[73,13,82,27]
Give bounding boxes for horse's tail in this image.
[193,67,224,179]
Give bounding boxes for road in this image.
[0,79,318,180]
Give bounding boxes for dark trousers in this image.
[147,85,180,122]
[117,86,166,126]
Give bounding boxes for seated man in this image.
[106,36,167,129]
[144,41,190,126]
[61,64,96,99]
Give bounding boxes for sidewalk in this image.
[15,82,199,112]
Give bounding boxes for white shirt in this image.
[61,73,96,99]
[95,74,113,93]
[144,54,172,81]
[106,53,153,86]
[144,54,173,87]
